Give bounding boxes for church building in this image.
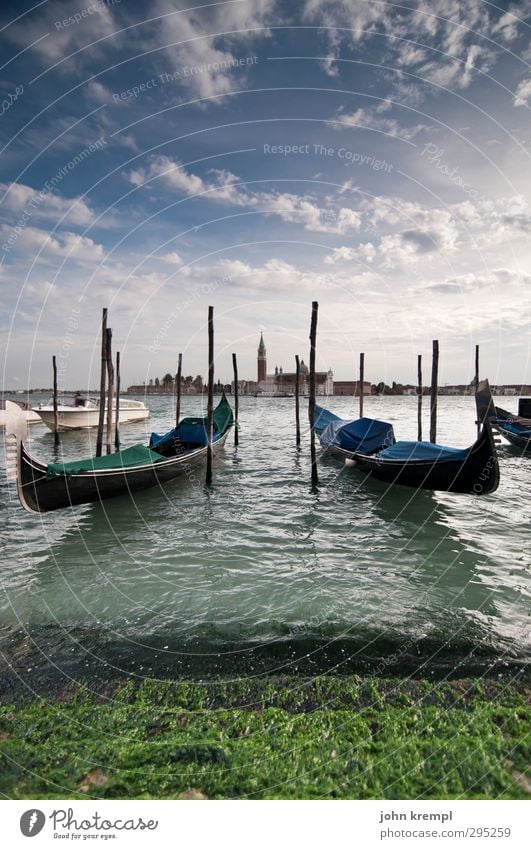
[255,333,333,397]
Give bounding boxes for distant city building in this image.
[234,379,258,395]
[333,380,372,396]
[126,381,198,395]
[439,385,463,396]
[492,386,517,395]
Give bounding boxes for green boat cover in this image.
[213,396,234,434]
[46,444,164,479]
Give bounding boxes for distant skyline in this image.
[1,0,530,389]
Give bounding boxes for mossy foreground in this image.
[0,677,529,799]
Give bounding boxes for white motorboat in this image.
[35,396,149,431]
[0,400,42,429]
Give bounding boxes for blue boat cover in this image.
[320,416,395,454]
[497,420,531,437]
[150,397,233,451]
[150,419,213,450]
[378,441,470,462]
[314,405,341,436]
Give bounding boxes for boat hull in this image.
[36,405,149,431]
[15,431,229,513]
[350,425,499,494]
[494,421,531,452]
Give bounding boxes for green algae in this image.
[0,676,529,800]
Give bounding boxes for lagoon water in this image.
[0,394,529,690]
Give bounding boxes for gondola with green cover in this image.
[5,395,233,514]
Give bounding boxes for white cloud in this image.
[514,79,531,107]
[326,230,454,270]
[6,0,272,102]
[325,194,531,272]
[396,45,428,67]
[303,0,524,94]
[302,0,393,41]
[491,2,531,43]
[6,0,119,63]
[451,196,531,242]
[84,80,112,103]
[128,156,362,235]
[158,251,183,265]
[378,233,438,268]
[2,225,104,262]
[41,230,104,262]
[325,243,377,265]
[361,194,531,249]
[363,196,459,243]
[411,269,531,339]
[148,0,274,100]
[0,182,95,226]
[129,156,206,194]
[177,255,379,297]
[410,46,495,92]
[331,106,433,140]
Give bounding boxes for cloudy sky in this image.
[1,0,530,389]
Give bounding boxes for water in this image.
[1,395,529,691]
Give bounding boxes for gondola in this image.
[314,404,499,495]
[476,379,531,452]
[5,396,233,514]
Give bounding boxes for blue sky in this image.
[1,0,530,388]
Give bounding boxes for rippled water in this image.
[1,394,529,687]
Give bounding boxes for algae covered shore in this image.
[1,675,529,800]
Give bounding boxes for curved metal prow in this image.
[4,400,27,484]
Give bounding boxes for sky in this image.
[1,0,530,389]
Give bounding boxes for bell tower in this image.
[257,332,267,382]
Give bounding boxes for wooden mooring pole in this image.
[295,354,301,447]
[206,307,214,485]
[52,355,60,447]
[175,352,182,426]
[232,352,239,447]
[359,352,365,418]
[96,308,107,457]
[105,328,114,455]
[115,351,121,451]
[417,354,423,442]
[309,301,319,489]
[475,344,480,436]
[430,339,439,443]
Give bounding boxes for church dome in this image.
[299,359,309,374]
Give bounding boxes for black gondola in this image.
[476,378,531,452]
[348,424,498,494]
[5,396,233,514]
[314,404,499,495]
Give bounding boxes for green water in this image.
[1,395,529,685]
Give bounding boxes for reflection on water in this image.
[1,395,529,685]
